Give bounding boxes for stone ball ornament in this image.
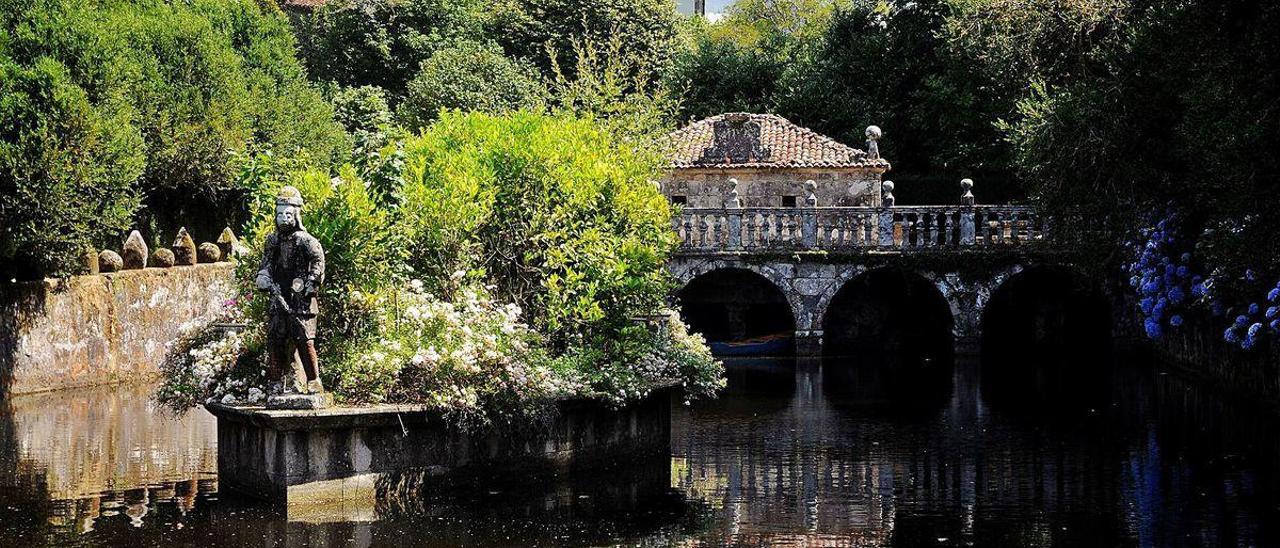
[98,250,123,273]
[865,125,882,140]
[151,248,176,268]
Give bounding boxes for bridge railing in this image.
[674,205,1046,252]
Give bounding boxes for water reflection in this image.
[2,353,1280,546]
[671,356,1280,546]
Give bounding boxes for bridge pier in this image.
[795,330,823,356]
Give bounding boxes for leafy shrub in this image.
[293,0,486,98]
[332,85,393,135]
[490,0,681,81]
[0,57,143,278]
[158,112,723,425]
[399,41,548,130]
[0,0,348,277]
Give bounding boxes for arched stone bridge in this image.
[669,204,1078,354]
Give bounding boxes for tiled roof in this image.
[665,113,889,170]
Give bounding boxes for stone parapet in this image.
[1,262,236,396]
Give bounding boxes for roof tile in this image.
[665,113,889,170]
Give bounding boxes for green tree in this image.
[293,0,486,98]
[0,0,348,277]
[398,41,548,130]
[0,58,144,279]
[490,0,682,80]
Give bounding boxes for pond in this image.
[2,353,1279,546]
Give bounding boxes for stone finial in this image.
[121,230,148,270]
[865,125,882,159]
[151,248,176,268]
[172,227,197,266]
[216,228,238,261]
[197,242,222,263]
[99,250,123,273]
[960,178,975,206]
[882,181,895,208]
[805,179,818,206]
[726,178,742,208]
[83,248,99,275]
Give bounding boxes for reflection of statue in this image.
[256,186,326,399]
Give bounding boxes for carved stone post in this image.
[865,125,882,160]
[881,180,895,208]
[801,180,818,248]
[726,180,742,250]
[959,178,976,245]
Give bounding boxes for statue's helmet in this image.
[276,185,305,208]
[274,186,305,231]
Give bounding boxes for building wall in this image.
[0,263,235,396]
[660,167,884,208]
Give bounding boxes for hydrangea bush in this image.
[1126,209,1280,351]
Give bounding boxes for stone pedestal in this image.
[204,387,673,507]
[266,392,334,410]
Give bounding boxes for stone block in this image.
[121,230,148,270]
[150,248,175,268]
[172,227,197,266]
[197,242,222,263]
[98,250,123,273]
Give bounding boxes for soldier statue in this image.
[256,186,326,400]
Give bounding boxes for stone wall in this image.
[0,263,236,396]
[661,167,884,208]
[207,387,674,505]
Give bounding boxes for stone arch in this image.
[980,263,1109,344]
[673,261,799,353]
[821,267,956,357]
[921,264,1025,348]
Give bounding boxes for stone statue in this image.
[256,186,328,408]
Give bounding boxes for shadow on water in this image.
[980,266,1114,416]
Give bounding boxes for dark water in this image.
[3,355,1279,547]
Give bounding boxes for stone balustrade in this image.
[674,205,1045,252]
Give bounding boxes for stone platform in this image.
[204,387,673,507]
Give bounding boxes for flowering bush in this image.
[1126,208,1280,351]
[156,111,724,426]
[154,318,266,410]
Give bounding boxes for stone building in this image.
[660,113,890,208]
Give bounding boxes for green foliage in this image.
[293,0,487,98]
[395,111,678,350]
[0,0,348,277]
[0,57,144,279]
[399,41,549,130]
[159,114,723,422]
[490,0,682,80]
[332,85,393,135]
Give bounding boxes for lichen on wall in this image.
[1,263,235,396]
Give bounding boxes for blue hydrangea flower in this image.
[1167,286,1186,305]
[1180,252,1192,263]
[1242,338,1256,350]
[1235,315,1250,327]
[1130,275,1140,288]
[1169,314,1184,327]
[1249,303,1261,315]
[1247,269,1258,282]
[1225,327,1242,343]
[1248,323,1263,338]
[1272,319,1280,332]
[1144,319,1163,339]
[1140,297,1155,315]
[1191,283,1207,298]
[1268,306,1279,320]
[1176,266,1190,278]
[1269,287,1280,303]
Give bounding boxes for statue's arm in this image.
[255,235,276,291]
[304,237,325,295]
